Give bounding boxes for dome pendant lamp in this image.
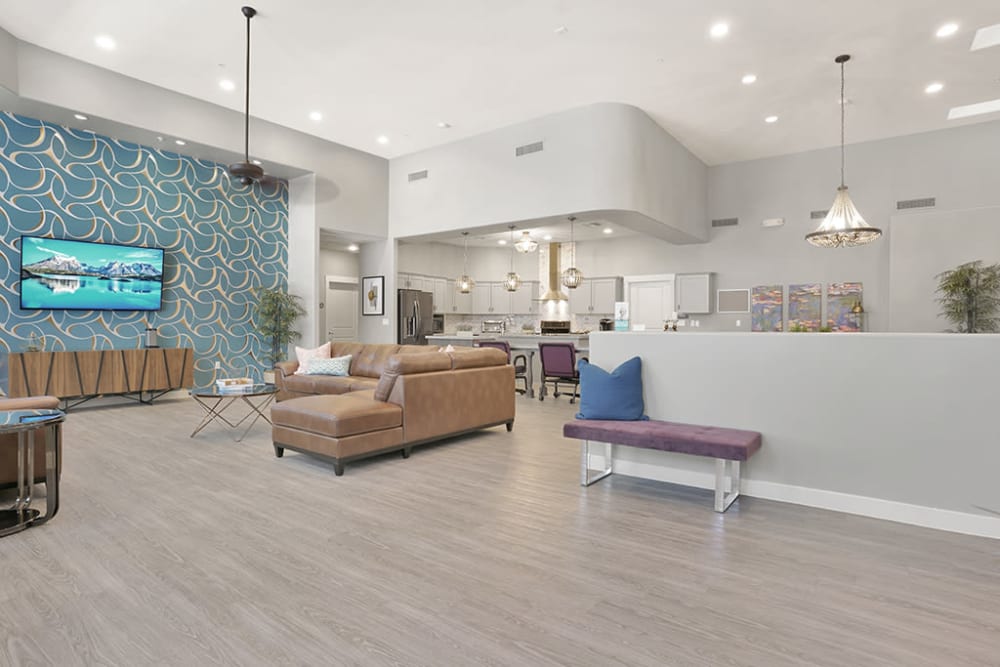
[805,54,881,248]
[561,216,583,289]
[228,6,266,186]
[503,225,522,291]
[456,232,475,294]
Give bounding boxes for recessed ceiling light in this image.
[376,135,390,145]
[765,115,779,123]
[436,121,452,129]
[741,74,757,85]
[603,227,613,235]
[837,96,852,105]
[925,82,944,94]
[554,26,568,35]
[347,244,360,252]
[94,35,116,51]
[543,234,553,241]
[156,136,164,142]
[219,78,235,92]
[709,22,729,39]
[948,97,1000,120]
[251,159,262,165]
[73,113,88,121]
[175,139,186,146]
[498,239,507,245]
[309,111,323,121]
[936,22,959,38]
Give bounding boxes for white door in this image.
[625,275,675,330]
[325,277,358,342]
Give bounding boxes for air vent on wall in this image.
[407,169,428,182]
[896,197,936,210]
[810,210,828,219]
[515,141,544,157]
[711,217,739,228]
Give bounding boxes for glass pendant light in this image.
[561,217,583,289]
[514,231,538,253]
[456,232,475,293]
[806,54,882,248]
[503,225,522,291]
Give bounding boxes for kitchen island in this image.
[427,333,589,398]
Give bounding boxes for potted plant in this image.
[255,287,307,366]
[935,260,1000,333]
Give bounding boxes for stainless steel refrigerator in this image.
[398,289,434,345]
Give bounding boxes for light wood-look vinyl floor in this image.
[0,392,998,666]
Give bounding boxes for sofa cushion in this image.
[282,374,356,395]
[272,394,402,438]
[293,342,331,375]
[448,347,507,369]
[350,345,402,378]
[374,352,452,402]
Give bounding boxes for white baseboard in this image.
[588,454,1000,540]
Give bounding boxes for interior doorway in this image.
[325,275,358,342]
[624,274,675,330]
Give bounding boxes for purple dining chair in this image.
[476,340,529,395]
[538,342,585,404]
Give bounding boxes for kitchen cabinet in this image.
[471,283,492,313]
[448,280,472,313]
[397,273,426,292]
[430,278,447,312]
[509,281,539,314]
[676,273,713,314]
[568,277,622,314]
[491,283,511,314]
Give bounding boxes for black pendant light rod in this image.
[242,6,256,163]
[835,54,849,188]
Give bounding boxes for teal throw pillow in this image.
[575,356,648,421]
[303,354,352,376]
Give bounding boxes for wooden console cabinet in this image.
[7,348,194,408]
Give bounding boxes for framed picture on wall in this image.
[361,276,384,316]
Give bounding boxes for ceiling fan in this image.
[228,6,274,187]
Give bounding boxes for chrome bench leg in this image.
[581,439,613,486]
[714,459,741,512]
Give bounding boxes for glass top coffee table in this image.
[0,409,65,538]
[189,384,278,442]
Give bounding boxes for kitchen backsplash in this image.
[443,313,606,334]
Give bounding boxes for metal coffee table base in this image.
[0,422,62,538]
[190,393,276,442]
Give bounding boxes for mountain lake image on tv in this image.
[19,236,164,311]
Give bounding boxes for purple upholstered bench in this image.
[563,420,762,512]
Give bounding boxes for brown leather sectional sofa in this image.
[271,343,515,475]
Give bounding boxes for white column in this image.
[288,174,319,349]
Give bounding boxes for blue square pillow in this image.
[575,356,648,421]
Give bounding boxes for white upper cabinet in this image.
[471,283,492,314]
[430,278,447,313]
[568,277,622,314]
[451,282,472,313]
[490,283,511,314]
[675,273,713,314]
[510,281,539,314]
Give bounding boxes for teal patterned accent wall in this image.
[0,112,288,390]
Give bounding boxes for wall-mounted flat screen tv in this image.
[19,236,164,311]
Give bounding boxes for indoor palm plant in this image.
[255,287,307,364]
[935,260,1000,333]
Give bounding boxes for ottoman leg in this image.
[273,444,284,458]
[401,447,412,459]
[333,460,345,476]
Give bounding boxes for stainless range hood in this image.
[541,242,569,301]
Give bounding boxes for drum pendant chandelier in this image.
[503,225,522,291]
[805,54,881,248]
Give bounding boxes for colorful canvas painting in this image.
[788,283,822,331]
[751,285,783,332]
[827,282,864,331]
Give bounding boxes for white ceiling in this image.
[401,216,638,248]
[1,1,999,165]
